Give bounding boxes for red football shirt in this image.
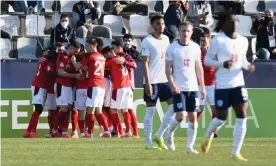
[81,52,105,88]
[105,56,130,89]
[76,54,89,89]
[44,60,56,93]
[201,51,215,86]
[55,52,76,87]
[32,60,55,89]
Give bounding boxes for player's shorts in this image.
[44,93,57,110]
[143,82,172,104]
[86,87,105,107]
[31,86,46,105]
[173,91,199,112]
[74,89,87,110]
[103,78,112,107]
[55,83,73,106]
[199,85,215,106]
[111,87,133,110]
[215,86,248,110]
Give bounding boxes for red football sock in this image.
[86,114,95,135]
[103,108,112,128]
[117,113,124,135]
[197,111,203,120]
[85,113,89,131]
[111,113,119,133]
[47,110,58,132]
[52,111,61,131]
[78,120,85,133]
[60,111,70,133]
[97,113,109,132]
[128,109,138,135]
[71,110,78,132]
[27,112,40,132]
[123,112,131,133]
[211,111,216,119]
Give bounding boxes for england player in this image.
[201,13,255,161]
[196,28,219,137]
[164,22,205,154]
[141,15,173,150]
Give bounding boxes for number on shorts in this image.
[94,61,104,76]
[122,65,128,76]
[36,64,41,76]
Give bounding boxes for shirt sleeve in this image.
[105,59,112,69]
[241,38,250,70]
[204,37,224,68]
[165,44,173,61]
[141,39,150,57]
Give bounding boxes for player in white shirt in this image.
[201,13,255,161]
[141,15,174,150]
[165,22,206,154]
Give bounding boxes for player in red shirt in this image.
[111,40,139,138]
[52,41,83,138]
[197,29,218,137]
[23,49,58,138]
[103,45,136,137]
[72,38,111,138]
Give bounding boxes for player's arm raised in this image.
[195,48,206,99]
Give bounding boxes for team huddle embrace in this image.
[24,38,139,139]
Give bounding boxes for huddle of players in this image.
[141,14,255,162]
[24,37,139,138]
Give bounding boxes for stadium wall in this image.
[1,60,276,138]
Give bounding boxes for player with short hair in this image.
[72,38,111,138]
[165,22,205,153]
[141,15,173,150]
[201,13,255,161]
[23,48,58,138]
[111,40,139,138]
[52,41,83,138]
[197,28,219,137]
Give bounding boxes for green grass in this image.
[2,138,276,166]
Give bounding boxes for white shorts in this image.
[86,87,105,108]
[31,86,46,105]
[55,83,73,106]
[75,89,87,110]
[44,93,57,110]
[111,87,133,110]
[199,85,215,106]
[103,78,112,107]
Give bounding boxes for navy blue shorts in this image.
[143,82,172,104]
[173,91,198,112]
[215,86,248,110]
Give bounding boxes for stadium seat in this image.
[60,0,75,12]
[133,38,142,52]
[17,37,37,60]
[26,14,46,36]
[129,14,149,36]
[0,38,13,59]
[51,12,61,28]
[265,0,276,12]
[44,0,54,12]
[163,0,169,12]
[103,15,124,36]
[95,0,105,13]
[244,0,258,13]
[236,15,254,37]
[251,37,257,60]
[0,14,20,36]
[141,0,156,12]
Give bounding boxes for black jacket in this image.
[50,23,76,48]
[251,18,276,51]
[124,45,140,60]
[72,1,100,27]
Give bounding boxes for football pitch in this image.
[2,138,276,166]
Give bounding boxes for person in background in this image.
[251,9,276,60]
[122,34,140,60]
[50,14,76,49]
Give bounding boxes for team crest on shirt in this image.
[177,103,183,109]
[216,100,223,107]
[60,63,64,67]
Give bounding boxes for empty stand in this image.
[26,14,46,36]
[60,0,75,12]
[129,14,149,36]
[141,0,156,12]
[44,0,55,12]
[103,15,124,36]
[133,38,142,52]
[236,15,254,37]
[0,39,12,59]
[17,37,37,59]
[244,0,259,13]
[0,15,20,36]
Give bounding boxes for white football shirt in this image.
[141,34,170,84]
[165,40,201,91]
[204,33,250,89]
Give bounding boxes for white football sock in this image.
[165,117,179,139]
[143,107,156,146]
[155,104,175,138]
[187,122,198,150]
[232,118,247,155]
[204,117,225,139]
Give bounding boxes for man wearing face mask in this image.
[50,14,77,49]
[251,9,276,60]
[122,34,140,60]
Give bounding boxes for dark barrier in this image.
[1,60,276,89]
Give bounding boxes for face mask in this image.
[61,22,69,29]
[124,42,132,49]
[265,16,273,22]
